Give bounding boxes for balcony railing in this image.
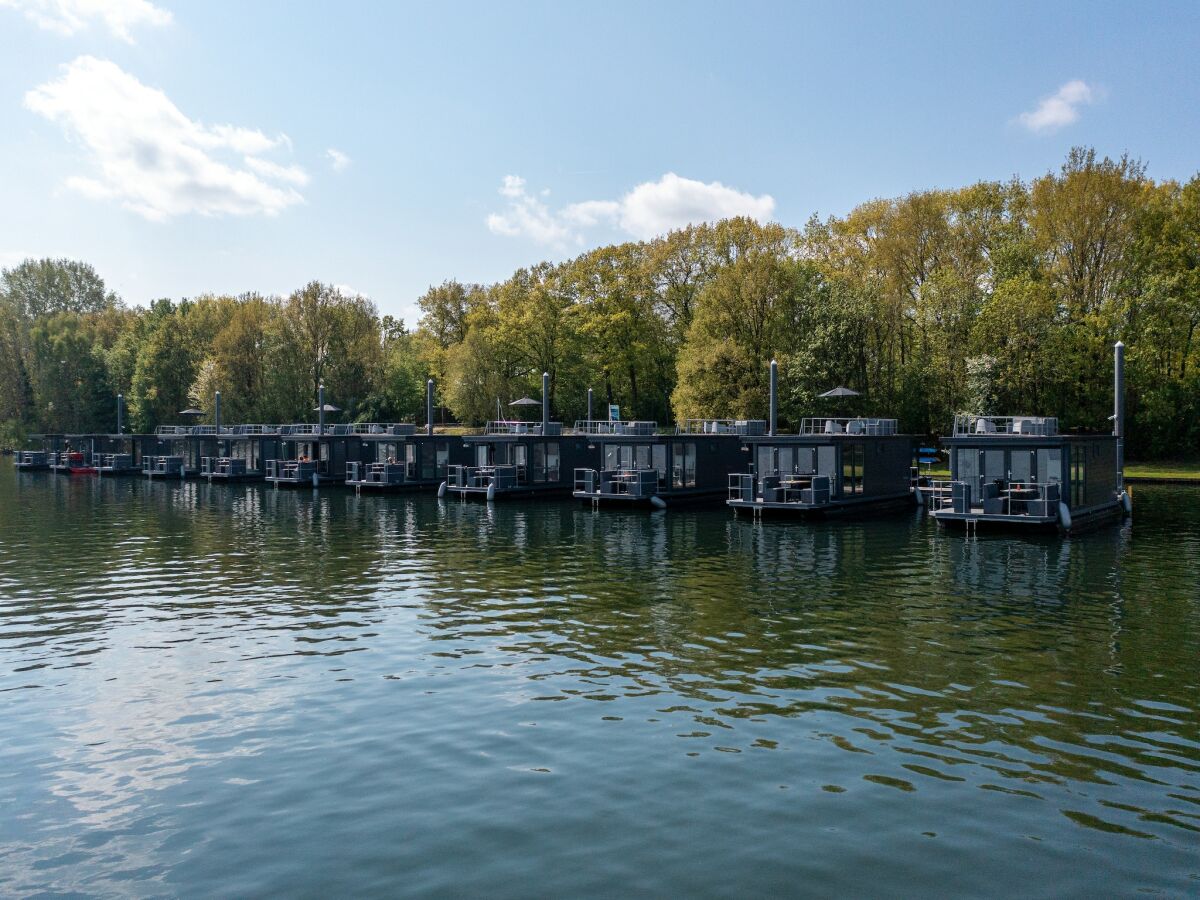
[265,459,317,481]
[572,420,658,436]
[797,417,898,435]
[446,464,521,490]
[934,479,1062,517]
[346,461,406,485]
[952,415,1058,437]
[676,419,767,435]
[201,457,248,477]
[728,472,832,505]
[483,421,563,436]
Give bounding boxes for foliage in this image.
[3,149,1199,460]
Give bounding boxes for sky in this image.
[1,0,1198,324]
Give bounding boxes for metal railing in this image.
[934,479,1062,516]
[346,461,406,485]
[348,423,418,436]
[483,421,563,436]
[265,459,317,481]
[201,457,248,477]
[951,415,1058,437]
[676,419,768,435]
[572,420,658,436]
[796,417,897,435]
[143,455,184,476]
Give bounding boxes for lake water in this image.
[0,469,1197,897]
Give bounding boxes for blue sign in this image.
[608,404,620,422]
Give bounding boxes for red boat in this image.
[63,451,97,475]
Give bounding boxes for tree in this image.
[129,306,197,430]
[0,258,118,320]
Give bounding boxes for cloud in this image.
[0,0,171,43]
[326,148,351,172]
[487,172,775,247]
[24,56,307,221]
[1017,80,1097,133]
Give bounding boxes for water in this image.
[0,470,1197,897]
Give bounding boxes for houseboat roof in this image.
[950,415,1058,438]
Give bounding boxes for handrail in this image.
[484,420,562,435]
[572,420,658,435]
[952,415,1058,436]
[796,417,897,435]
[676,419,767,435]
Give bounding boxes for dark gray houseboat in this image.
[726,362,915,518]
[13,449,50,471]
[572,418,756,509]
[345,381,470,492]
[928,342,1131,533]
[444,374,595,501]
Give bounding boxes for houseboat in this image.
[572,418,755,509]
[264,424,369,487]
[201,425,283,482]
[727,419,916,518]
[13,450,50,471]
[93,450,141,477]
[345,382,470,492]
[928,342,1131,533]
[726,362,916,518]
[346,425,470,492]
[51,448,97,475]
[444,374,595,501]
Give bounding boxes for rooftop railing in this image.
[676,419,768,436]
[573,419,658,436]
[952,415,1059,437]
[349,423,418,436]
[483,420,563,436]
[797,417,898,436]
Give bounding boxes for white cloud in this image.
[24,56,307,221]
[487,172,775,247]
[1017,80,1097,133]
[0,0,171,43]
[244,155,309,186]
[333,283,364,298]
[326,148,351,172]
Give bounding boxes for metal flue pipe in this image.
[542,372,550,432]
[587,387,594,423]
[318,383,325,434]
[214,391,222,435]
[426,379,435,437]
[769,359,778,436]
[1114,341,1125,488]
[116,394,124,435]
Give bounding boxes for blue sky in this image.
[2,0,1198,323]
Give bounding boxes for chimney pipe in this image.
[116,393,124,435]
[1114,341,1125,488]
[214,390,222,435]
[769,359,778,436]
[542,372,550,433]
[426,378,435,437]
[587,387,594,423]
[318,382,326,435]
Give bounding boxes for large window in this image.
[420,442,436,480]
[546,442,560,482]
[532,442,546,482]
[672,442,696,488]
[435,441,449,477]
[652,445,667,484]
[842,443,865,494]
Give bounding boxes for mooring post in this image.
[769,359,778,436]
[1114,341,1125,490]
[426,379,435,436]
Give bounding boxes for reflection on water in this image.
[0,471,1198,896]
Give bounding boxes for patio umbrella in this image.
[312,403,342,413]
[178,407,205,416]
[817,386,861,419]
[508,397,541,420]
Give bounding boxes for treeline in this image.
[1,148,1198,459]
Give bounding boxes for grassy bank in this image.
[1125,461,1200,482]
